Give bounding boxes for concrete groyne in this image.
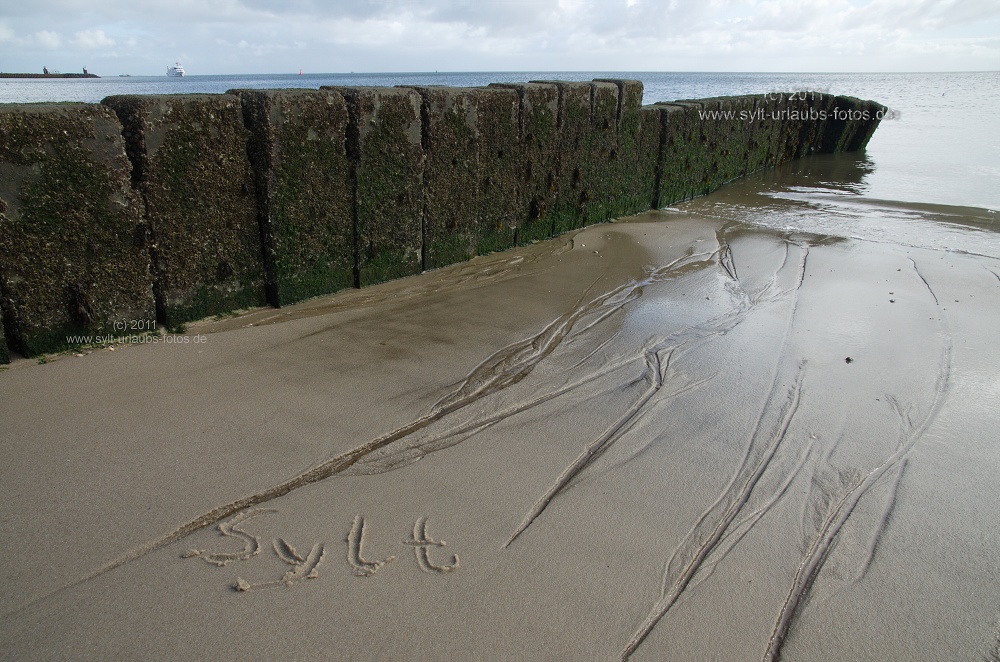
[0,80,885,361]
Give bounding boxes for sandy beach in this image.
[2,152,1000,659]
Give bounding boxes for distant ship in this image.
[166,62,185,77]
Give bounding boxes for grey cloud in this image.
[231,0,565,33]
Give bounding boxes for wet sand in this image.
[2,200,1000,660]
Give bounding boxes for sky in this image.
[0,0,997,76]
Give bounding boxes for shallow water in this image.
[678,151,1000,260]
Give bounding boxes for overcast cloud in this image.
[0,0,997,75]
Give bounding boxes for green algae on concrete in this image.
[235,88,354,306]
[689,97,757,192]
[543,81,593,235]
[325,86,424,287]
[102,94,266,327]
[655,103,704,205]
[407,86,481,270]
[581,80,622,226]
[490,82,560,245]
[651,93,885,208]
[789,94,837,159]
[0,103,155,357]
[474,86,522,255]
[594,80,660,219]
[661,96,784,205]
[633,105,663,211]
[0,305,9,363]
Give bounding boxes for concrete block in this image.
[744,94,782,173]
[327,86,424,287]
[772,92,829,165]
[0,305,9,363]
[698,96,756,189]
[822,96,887,153]
[790,93,837,159]
[583,80,622,225]
[642,106,666,209]
[407,86,480,270]
[235,88,354,306]
[850,99,887,152]
[474,86,521,255]
[619,80,660,215]
[490,82,560,244]
[655,102,704,205]
[102,94,265,327]
[661,95,795,203]
[544,81,593,235]
[594,79,658,219]
[0,103,155,356]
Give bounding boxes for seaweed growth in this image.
[0,104,154,356]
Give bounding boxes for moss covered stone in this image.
[234,88,354,306]
[474,86,522,255]
[579,81,620,226]
[0,305,10,363]
[655,103,702,205]
[591,80,659,219]
[490,82,560,245]
[325,86,424,287]
[102,94,266,327]
[641,106,666,209]
[540,81,592,235]
[406,86,481,270]
[0,103,155,356]
[650,93,886,208]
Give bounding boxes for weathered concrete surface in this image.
[823,95,886,153]
[584,79,659,224]
[593,80,659,218]
[543,81,593,235]
[581,80,622,226]
[651,93,885,207]
[474,86,522,255]
[654,102,704,205]
[407,86,481,270]
[0,305,9,363]
[0,103,154,356]
[490,82,560,245]
[235,88,354,306]
[641,105,666,209]
[102,94,266,328]
[326,86,424,287]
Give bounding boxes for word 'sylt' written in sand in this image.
[183,509,459,592]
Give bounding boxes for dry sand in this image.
[2,202,1000,660]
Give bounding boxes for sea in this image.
[1,71,998,257]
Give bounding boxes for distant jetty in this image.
[0,72,100,79]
